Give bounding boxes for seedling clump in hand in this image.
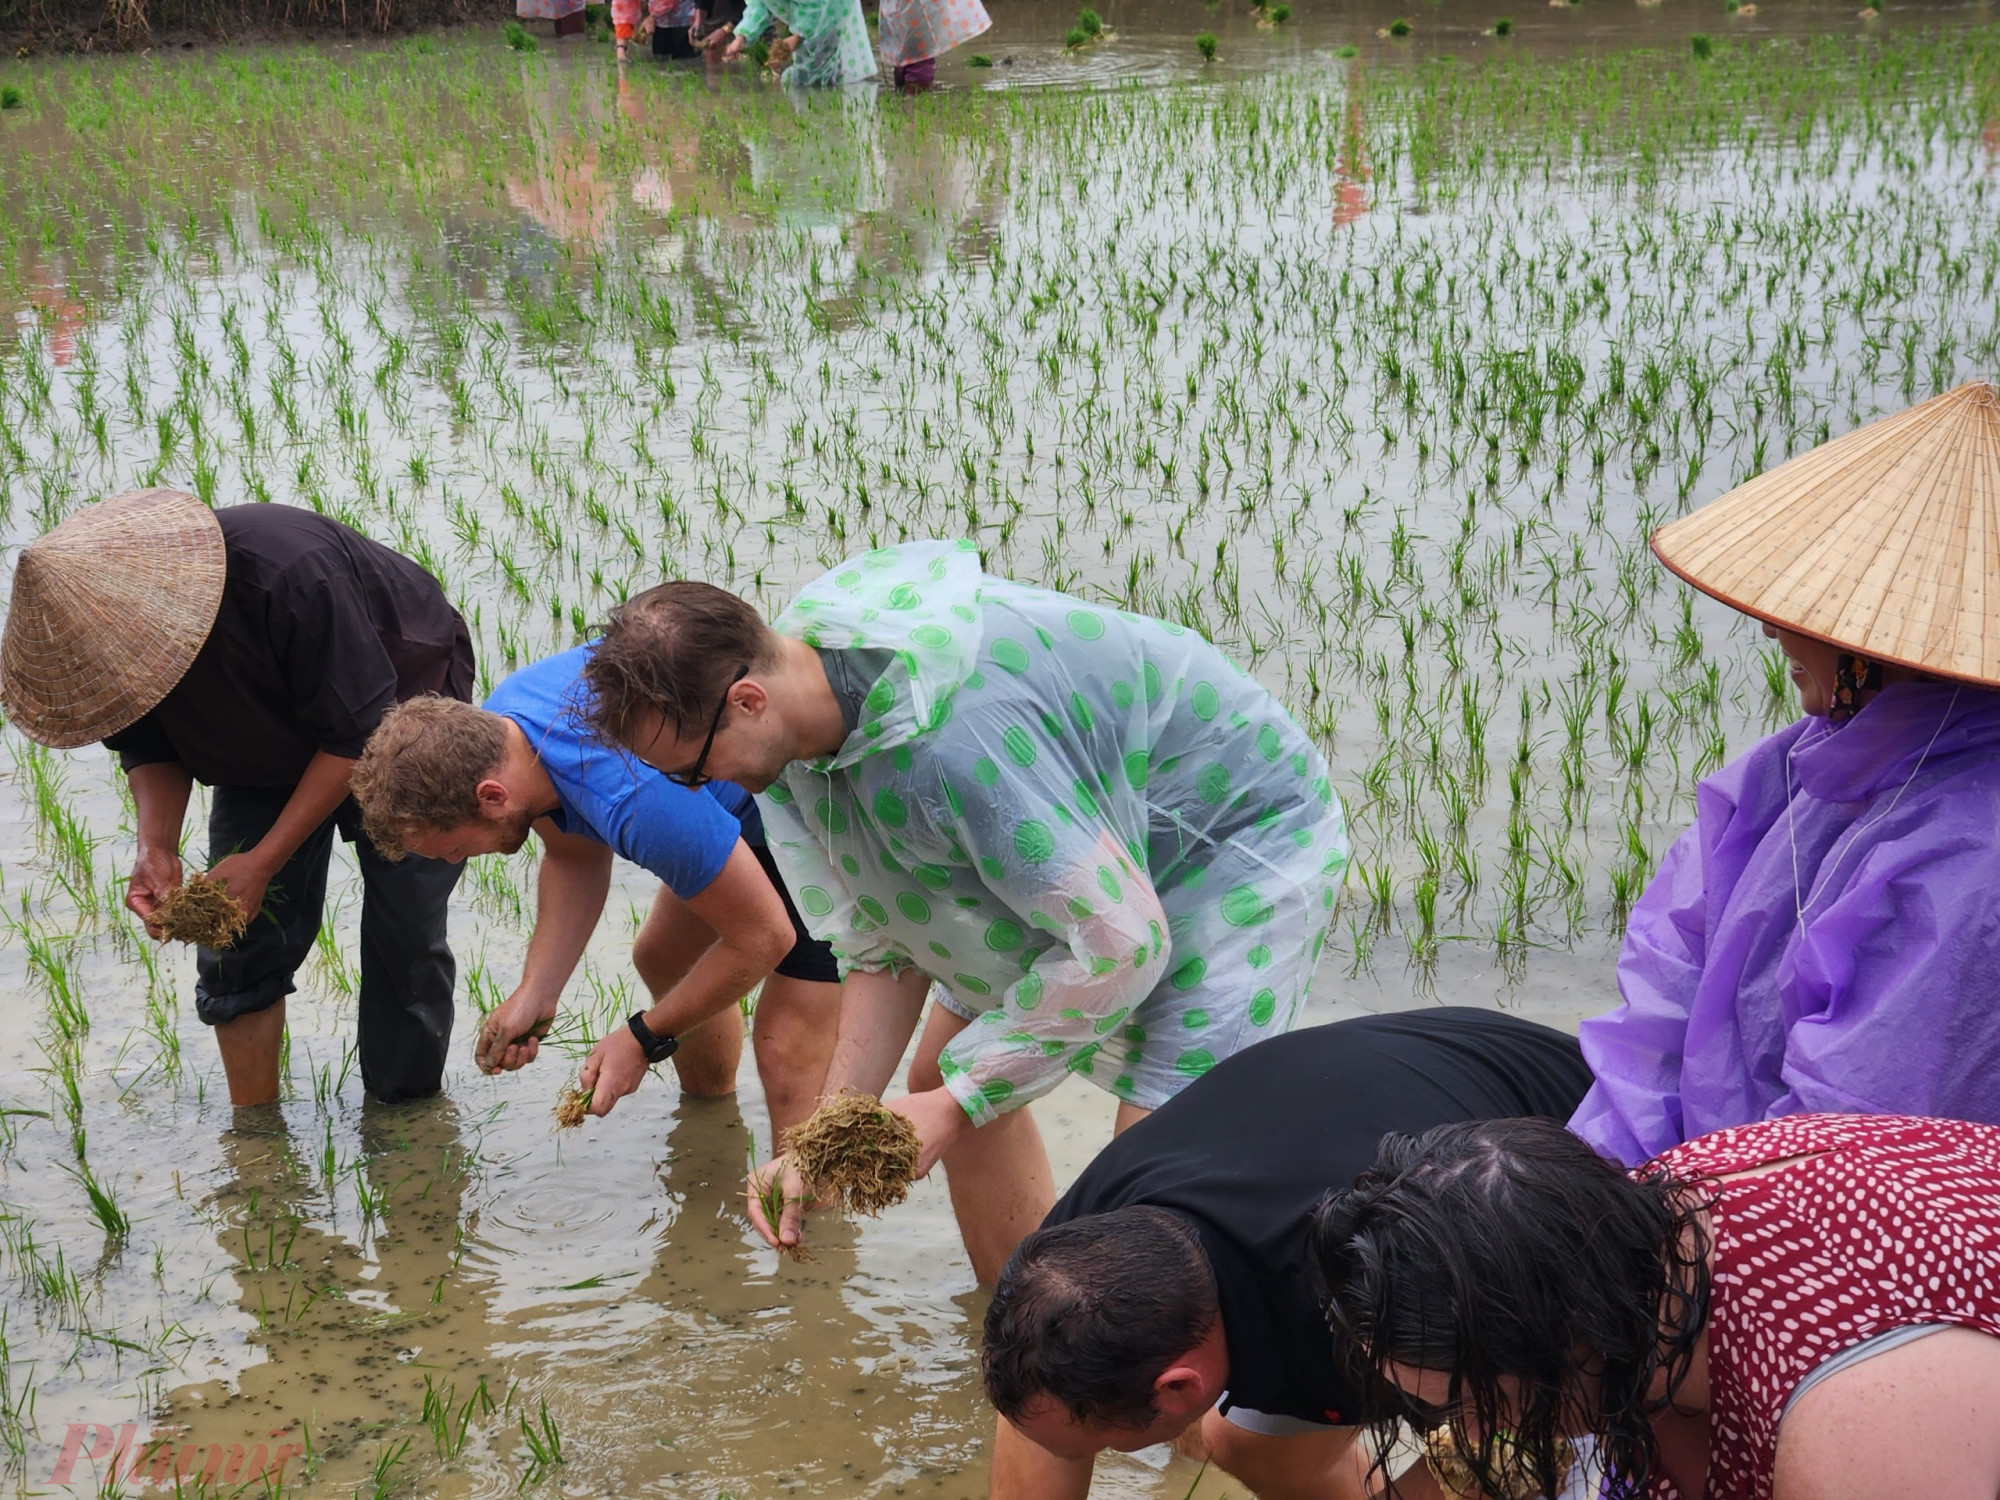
[783,1093,922,1215]
[153,874,249,949]
[554,1083,593,1129]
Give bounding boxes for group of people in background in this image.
[516,0,988,90]
[3,379,2000,1498]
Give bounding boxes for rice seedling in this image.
[66,1160,131,1243]
[1195,30,1218,59]
[150,874,248,948]
[517,1397,565,1486]
[783,1094,922,1215]
[553,1081,592,1129]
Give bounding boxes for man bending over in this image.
[352,646,840,1133]
[982,1008,1592,1500]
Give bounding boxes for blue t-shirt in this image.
[484,647,760,899]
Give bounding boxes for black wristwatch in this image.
[627,1012,680,1065]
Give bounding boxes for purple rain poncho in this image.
[1571,680,2000,1166]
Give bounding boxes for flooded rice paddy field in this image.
[1,3,1998,1495]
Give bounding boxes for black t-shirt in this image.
[105,506,473,788]
[1043,1008,1593,1427]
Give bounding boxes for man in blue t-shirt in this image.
[350,647,841,1135]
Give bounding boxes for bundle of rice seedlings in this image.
[1422,1428,1574,1500]
[153,874,248,949]
[553,1082,594,1129]
[782,1092,921,1216]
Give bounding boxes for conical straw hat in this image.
[1,489,226,748]
[1651,380,2000,687]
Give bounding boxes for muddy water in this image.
[1,6,1995,1498]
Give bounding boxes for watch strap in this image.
[627,1012,680,1064]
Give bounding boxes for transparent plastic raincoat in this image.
[758,541,1349,1125]
[735,0,877,87]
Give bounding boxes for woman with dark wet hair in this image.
[1309,1113,2000,1500]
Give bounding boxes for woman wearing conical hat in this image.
[0,492,473,1109]
[1572,381,2000,1164]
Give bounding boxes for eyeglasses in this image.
[667,664,749,788]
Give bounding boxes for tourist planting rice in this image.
[350,647,845,1141]
[719,0,874,85]
[581,539,1349,1278]
[1,16,1998,1499]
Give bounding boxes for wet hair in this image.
[1307,1118,1710,1500]
[582,581,778,747]
[982,1206,1217,1428]
[350,696,509,859]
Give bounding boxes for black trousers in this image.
[654,23,697,55]
[196,785,463,1104]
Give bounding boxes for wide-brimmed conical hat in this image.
[1651,381,2000,686]
[1,489,227,747]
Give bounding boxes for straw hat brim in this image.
[1650,381,2000,688]
[1,489,227,748]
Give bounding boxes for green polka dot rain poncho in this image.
[760,541,1350,1126]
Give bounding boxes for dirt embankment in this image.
[2,0,515,53]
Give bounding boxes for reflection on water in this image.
[0,8,1996,1496]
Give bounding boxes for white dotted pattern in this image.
[1645,1114,2000,1499]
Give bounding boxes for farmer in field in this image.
[719,0,875,86]
[579,539,1350,1280]
[982,1009,1593,1500]
[0,490,472,1107]
[877,0,991,92]
[350,649,842,1139]
[1572,380,2000,1164]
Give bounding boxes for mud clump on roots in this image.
[154,874,249,949]
[553,1083,593,1129]
[1422,1428,1574,1500]
[783,1093,922,1215]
